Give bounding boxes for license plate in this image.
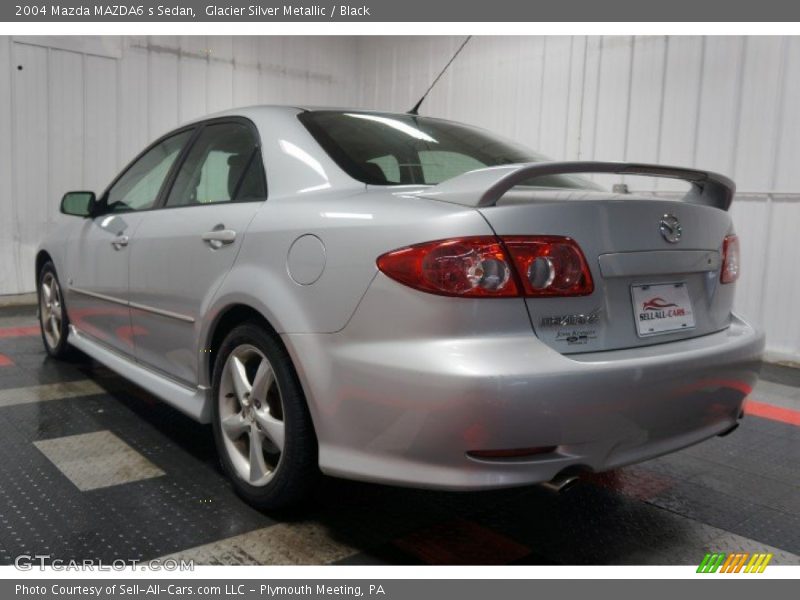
[631,282,695,337]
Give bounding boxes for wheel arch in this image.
[205,304,280,385]
[35,249,54,282]
[203,302,321,443]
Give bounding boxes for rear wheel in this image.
[211,322,319,510]
[38,262,72,359]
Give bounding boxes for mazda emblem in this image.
[659,214,682,243]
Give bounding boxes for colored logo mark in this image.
[697,552,773,573]
[642,297,679,311]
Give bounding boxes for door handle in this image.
[201,229,237,249]
[111,235,129,250]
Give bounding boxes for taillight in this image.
[376,237,518,297]
[503,236,594,297]
[377,236,593,298]
[721,234,740,284]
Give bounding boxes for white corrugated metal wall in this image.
[1,35,798,362]
[0,35,358,298]
[356,35,800,363]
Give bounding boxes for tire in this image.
[211,321,319,510]
[37,261,73,359]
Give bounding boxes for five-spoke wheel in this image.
[38,262,71,358]
[40,271,64,349]
[219,345,285,486]
[212,321,319,509]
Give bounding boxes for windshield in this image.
[299,111,601,190]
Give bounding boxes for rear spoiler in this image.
[414,161,736,211]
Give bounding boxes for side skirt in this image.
[67,325,212,423]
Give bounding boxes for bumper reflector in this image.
[467,446,557,460]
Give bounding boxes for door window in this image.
[165,123,265,208]
[105,130,192,213]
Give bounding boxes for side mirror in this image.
[60,191,96,218]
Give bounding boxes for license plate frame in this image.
[631,282,696,337]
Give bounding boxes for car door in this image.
[66,129,194,357]
[128,120,267,385]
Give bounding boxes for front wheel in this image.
[38,262,72,359]
[211,322,319,510]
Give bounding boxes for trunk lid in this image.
[480,189,735,354]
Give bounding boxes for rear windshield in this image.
[299,111,600,190]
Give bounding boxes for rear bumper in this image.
[285,314,764,490]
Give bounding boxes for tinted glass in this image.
[299,111,601,190]
[234,151,268,202]
[105,130,192,213]
[165,123,264,208]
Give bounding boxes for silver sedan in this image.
[37,107,764,508]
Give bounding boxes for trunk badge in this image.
[659,214,682,243]
[540,308,602,328]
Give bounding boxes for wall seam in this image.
[757,36,791,350]
[621,35,636,169]
[45,47,51,235]
[562,36,574,160]
[575,36,589,160]
[9,41,22,291]
[589,37,602,160]
[690,36,707,167]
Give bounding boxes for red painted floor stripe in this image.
[0,325,39,338]
[746,399,800,427]
[0,353,13,367]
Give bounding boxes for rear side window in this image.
[105,130,192,213]
[234,151,267,202]
[299,111,601,190]
[418,150,484,183]
[165,122,265,208]
[367,154,400,183]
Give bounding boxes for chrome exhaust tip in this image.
[540,473,580,494]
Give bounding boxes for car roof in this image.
[188,104,420,124]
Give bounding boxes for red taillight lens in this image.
[376,237,518,297]
[721,234,740,284]
[504,236,594,297]
[377,235,593,298]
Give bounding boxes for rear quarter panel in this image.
[200,189,494,384]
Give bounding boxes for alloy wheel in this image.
[218,344,285,486]
[40,272,64,350]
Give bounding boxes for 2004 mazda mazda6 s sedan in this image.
[37,106,765,508]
